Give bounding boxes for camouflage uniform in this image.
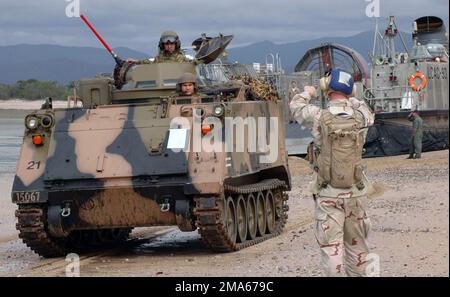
[408,114,423,159]
[288,86,300,102]
[138,31,190,64]
[154,51,190,63]
[288,84,300,122]
[290,91,375,276]
[138,51,189,64]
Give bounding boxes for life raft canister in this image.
[408,71,427,92]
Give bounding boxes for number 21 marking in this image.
[27,161,41,170]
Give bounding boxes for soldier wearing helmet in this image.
[154,31,189,63]
[128,31,189,64]
[177,72,197,96]
[176,72,206,104]
[290,69,375,277]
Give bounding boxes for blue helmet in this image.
[321,69,355,96]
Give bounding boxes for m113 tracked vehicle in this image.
[11,16,291,257]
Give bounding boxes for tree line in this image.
[0,79,73,100]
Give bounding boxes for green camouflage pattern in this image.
[138,51,189,64]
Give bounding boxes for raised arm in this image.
[289,86,321,129]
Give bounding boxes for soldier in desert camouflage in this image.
[290,69,375,276]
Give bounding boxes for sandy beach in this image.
[0,100,448,276]
[0,149,448,276]
[0,99,75,111]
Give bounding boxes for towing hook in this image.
[160,199,170,212]
[61,203,71,217]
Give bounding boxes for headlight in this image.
[40,115,53,129]
[25,116,39,130]
[213,105,224,117]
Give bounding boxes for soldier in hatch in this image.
[128,31,189,64]
[176,72,207,104]
[177,72,197,96]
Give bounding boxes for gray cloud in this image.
[0,0,448,54]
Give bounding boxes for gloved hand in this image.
[127,58,139,64]
[304,86,317,98]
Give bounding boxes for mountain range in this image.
[0,30,412,84]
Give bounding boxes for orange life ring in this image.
[408,71,427,91]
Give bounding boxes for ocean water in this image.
[0,117,24,175]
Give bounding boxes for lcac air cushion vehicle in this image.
[11,22,291,257]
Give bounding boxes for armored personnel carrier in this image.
[11,31,291,257]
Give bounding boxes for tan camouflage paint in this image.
[12,62,290,234]
[14,112,53,187]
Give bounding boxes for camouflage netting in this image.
[364,121,449,157]
[230,75,279,101]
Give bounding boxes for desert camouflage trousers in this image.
[314,194,372,276]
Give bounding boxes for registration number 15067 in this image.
[14,192,41,203]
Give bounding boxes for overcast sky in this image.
[0,0,448,55]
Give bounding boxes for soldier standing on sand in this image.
[128,31,189,64]
[290,69,375,277]
[407,110,423,159]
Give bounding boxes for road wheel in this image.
[246,193,257,240]
[265,190,276,234]
[236,195,247,243]
[256,191,266,237]
[225,195,237,243]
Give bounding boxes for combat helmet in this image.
[320,68,356,97]
[159,31,181,51]
[176,72,197,93]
